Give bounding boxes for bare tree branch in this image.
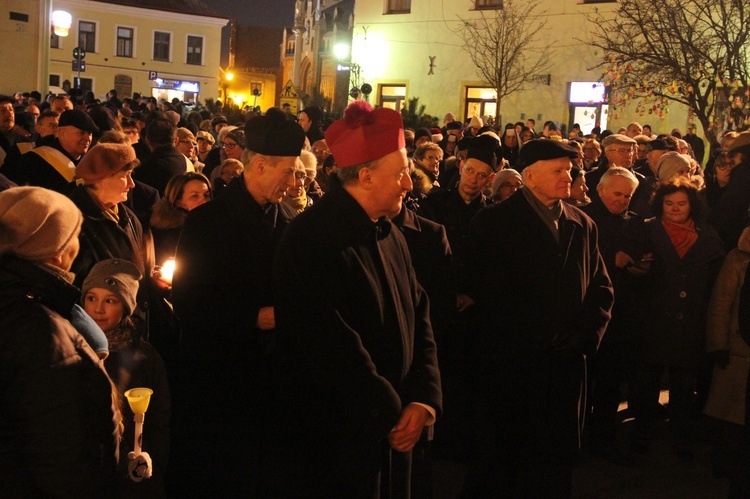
[457,0,553,121]
[584,0,750,145]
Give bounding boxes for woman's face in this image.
[177,179,211,211]
[570,174,589,202]
[520,130,534,144]
[496,177,522,202]
[298,112,312,132]
[220,164,243,185]
[504,133,517,148]
[416,150,441,175]
[583,144,600,162]
[83,288,125,333]
[714,155,735,187]
[197,138,212,154]
[177,137,197,158]
[93,169,135,208]
[662,190,691,224]
[222,139,242,160]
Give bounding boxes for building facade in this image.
[2,0,227,103]
[288,0,690,134]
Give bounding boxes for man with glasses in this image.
[34,110,59,147]
[586,134,644,204]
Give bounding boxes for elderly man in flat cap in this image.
[171,107,304,497]
[464,139,613,497]
[16,109,99,193]
[267,100,441,497]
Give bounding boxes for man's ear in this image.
[358,166,373,188]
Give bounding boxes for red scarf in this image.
[661,218,698,258]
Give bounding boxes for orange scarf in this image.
[661,218,698,258]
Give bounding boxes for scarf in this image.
[661,217,698,258]
[282,191,308,213]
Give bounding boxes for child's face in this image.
[83,288,125,333]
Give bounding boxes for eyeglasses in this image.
[294,171,307,181]
[609,148,634,155]
[222,142,238,150]
[422,155,442,162]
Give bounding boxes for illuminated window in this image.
[117,27,133,58]
[79,21,96,52]
[475,0,503,9]
[154,31,171,62]
[464,87,497,122]
[386,0,411,14]
[187,36,203,65]
[378,84,406,111]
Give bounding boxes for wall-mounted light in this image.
[52,10,72,37]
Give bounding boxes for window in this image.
[153,31,171,61]
[378,84,406,111]
[475,0,503,8]
[79,21,96,52]
[51,27,60,49]
[77,77,93,93]
[464,87,497,123]
[186,35,203,65]
[117,27,134,57]
[49,74,61,87]
[386,0,411,14]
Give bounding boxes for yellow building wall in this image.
[49,0,226,101]
[0,0,47,94]
[351,0,688,135]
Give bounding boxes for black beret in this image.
[456,136,475,152]
[300,106,323,124]
[446,121,463,131]
[466,134,500,171]
[517,139,579,170]
[59,109,99,132]
[244,107,305,157]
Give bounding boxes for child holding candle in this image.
[82,259,171,497]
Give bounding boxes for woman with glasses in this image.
[582,139,602,170]
[705,150,735,211]
[201,125,236,180]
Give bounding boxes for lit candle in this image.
[160,259,176,284]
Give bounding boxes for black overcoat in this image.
[268,185,442,497]
[170,177,296,497]
[468,190,613,465]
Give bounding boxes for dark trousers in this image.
[588,339,631,445]
[631,361,697,440]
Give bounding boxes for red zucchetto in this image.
[325,101,405,168]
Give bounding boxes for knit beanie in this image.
[469,115,484,129]
[656,151,692,182]
[0,187,83,261]
[82,259,142,316]
[75,143,137,185]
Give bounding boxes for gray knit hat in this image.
[82,259,142,316]
[0,187,82,261]
[656,151,692,182]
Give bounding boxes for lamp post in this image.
[221,66,235,106]
[334,43,363,102]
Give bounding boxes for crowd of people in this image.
[1,88,750,498]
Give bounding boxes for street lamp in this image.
[220,66,235,105]
[333,43,364,100]
[52,10,72,37]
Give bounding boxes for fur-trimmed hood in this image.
[150,198,188,230]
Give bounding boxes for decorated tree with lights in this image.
[457,0,552,123]
[587,0,750,147]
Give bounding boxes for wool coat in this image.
[467,190,613,466]
[0,256,119,498]
[628,217,724,368]
[267,185,442,498]
[170,176,296,497]
[704,227,750,425]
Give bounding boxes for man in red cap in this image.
[268,101,442,497]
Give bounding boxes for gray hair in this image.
[335,159,378,184]
[598,166,639,190]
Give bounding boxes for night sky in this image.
[210,0,297,28]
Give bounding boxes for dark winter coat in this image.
[149,197,187,264]
[132,144,187,196]
[170,176,297,496]
[628,216,724,367]
[268,184,442,497]
[709,159,750,251]
[419,187,493,295]
[0,256,119,498]
[70,185,146,291]
[15,138,80,194]
[468,190,613,465]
